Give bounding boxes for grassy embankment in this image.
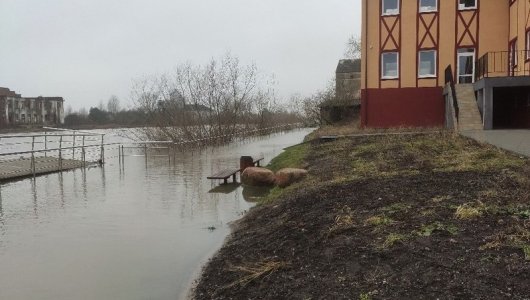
[194,128,530,299]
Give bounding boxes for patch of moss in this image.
[267,143,309,172]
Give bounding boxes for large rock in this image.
[275,168,308,188]
[241,167,275,187]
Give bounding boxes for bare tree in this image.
[107,95,120,114]
[97,100,105,111]
[289,80,336,126]
[131,53,289,143]
[345,35,362,59]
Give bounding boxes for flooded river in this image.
[0,129,312,300]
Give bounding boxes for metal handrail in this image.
[0,133,101,139]
[476,50,530,80]
[42,126,105,136]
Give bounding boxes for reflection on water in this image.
[0,129,311,300]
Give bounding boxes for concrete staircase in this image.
[454,84,483,131]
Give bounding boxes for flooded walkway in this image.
[0,129,312,300]
[0,157,86,180]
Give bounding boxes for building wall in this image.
[362,0,510,90]
[0,98,7,126]
[361,0,511,127]
[1,97,64,127]
[336,72,361,101]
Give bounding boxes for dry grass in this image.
[328,205,356,236]
[224,260,288,289]
[365,215,394,226]
[455,203,484,220]
[382,233,408,248]
[480,226,530,261]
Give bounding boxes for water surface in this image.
[0,129,312,300]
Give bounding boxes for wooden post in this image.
[59,136,63,171]
[173,143,176,162]
[121,145,125,166]
[72,132,76,159]
[31,136,36,177]
[82,136,86,167]
[44,131,48,158]
[100,135,105,164]
[144,143,148,166]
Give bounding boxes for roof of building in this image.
[0,87,19,97]
[336,59,361,74]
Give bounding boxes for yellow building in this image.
[361,0,530,129]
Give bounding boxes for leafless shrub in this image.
[131,53,299,143]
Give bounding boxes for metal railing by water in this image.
[0,124,301,180]
[0,129,108,180]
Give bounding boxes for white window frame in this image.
[381,52,399,79]
[458,0,477,10]
[382,0,400,16]
[418,50,437,78]
[419,0,438,13]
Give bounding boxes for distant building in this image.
[0,87,65,127]
[335,59,361,103]
[320,59,362,124]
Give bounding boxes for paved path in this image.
[0,157,86,181]
[461,130,530,157]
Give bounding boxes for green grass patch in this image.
[365,215,394,226]
[382,233,408,248]
[267,143,309,172]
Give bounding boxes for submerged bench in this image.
[207,168,240,184]
[253,155,264,167]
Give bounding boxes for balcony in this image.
[476,50,530,80]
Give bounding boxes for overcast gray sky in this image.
[0,0,361,110]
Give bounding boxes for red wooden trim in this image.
[398,0,402,88]
[382,17,400,49]
[476,0,481,56]
[419,14,437,47]
[415,1,420,88]
[436,5,440,86]
[379,0,382,88]
[454,0,479,81]
[457,11,478,46]
[416,3,439,87]
[379,0,402,87]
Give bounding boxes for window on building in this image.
[458,0,477,10]
[418,50,437,77]
[381,52,399,79]
[419,0,437,12]
[382,0,400,15]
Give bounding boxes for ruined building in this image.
[320,59,362,124]
[0,87,65,127]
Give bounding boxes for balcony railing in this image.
[476,50,530,80]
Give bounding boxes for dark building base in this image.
[475,77,530,129]
[361,87,445,128]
